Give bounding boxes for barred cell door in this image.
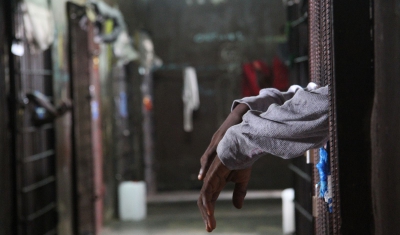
[9,3,58,235]
[67,2,104,235]
[308,0,374,234]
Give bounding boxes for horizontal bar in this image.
[26,202,56,221]
[15,69,53,76]
[294,200,313,222]
[155,62,240,72]
[43,228,57,235]
[291,12,308,27]
[288,164,312,183]
[147,190,282,203]
[22,124,54,133]
[23,150,54,163]
[22,176,55,193]
[294,56,309,63]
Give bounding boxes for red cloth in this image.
[242,60,272,97]
[272,56,289,91]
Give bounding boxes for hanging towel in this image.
[272,56,290,91]
[22,0,55,53]
[182,67,200,132]
[242,60,272,97]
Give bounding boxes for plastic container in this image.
[281,188,295,234]
[118,181,147,221]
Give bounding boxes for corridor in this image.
[102,195,283,235]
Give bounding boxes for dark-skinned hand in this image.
[198,103,249,181]
[198,157,252,232]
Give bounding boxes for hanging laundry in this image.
[87,1,139,66]
[137,31,163,71]
[89,0,126,43]
[113,30,139,66]
[182,67,200,132]
[22,0,55,53]
[242,60,272,97]
[272,56,290,91]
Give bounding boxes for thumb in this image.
[232,181,248,209]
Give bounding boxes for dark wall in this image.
[146,0,286,65]
[119,0,291,191]
[120,0,286,65]
[372,0,400,234]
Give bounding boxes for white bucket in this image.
[118,181,147,221]
[281,188,295,234]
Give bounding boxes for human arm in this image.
[217,86,329,170]
[198,103,249,180]
[197,83,328,232]
[198,84,309,180]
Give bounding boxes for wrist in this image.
[231,103,249,117]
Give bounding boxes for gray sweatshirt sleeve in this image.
[217,85,329,170]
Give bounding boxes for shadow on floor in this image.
[102,199,283,235]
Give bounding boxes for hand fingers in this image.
[230,168,251,209]
[197,197,211,231]
[198,190,219,232]
[198,157,231,232]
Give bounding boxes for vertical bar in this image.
[0,0,13,233]
[331,0,374,234]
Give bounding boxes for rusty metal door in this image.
[308,0,374,234]
[8,3,58,235]
[67,2,104,234]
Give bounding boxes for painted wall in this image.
[118,0,292,191]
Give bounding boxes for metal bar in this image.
[22,176,55,193]
[22,124,54,133]
[294,200,314,222]
[23,150,54,163]
[26,202,56,221]
[43,228,57,235]
[294,55,309,63]
[288,163,312,183]
[291,12,308,27]
[15,69,53,76]
[155,62,241,72]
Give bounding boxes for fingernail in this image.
[198,174,202,180]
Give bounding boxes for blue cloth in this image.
[316,147,330,198]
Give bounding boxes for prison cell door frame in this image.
[6,2,59,235]
[308,0,374,234]
[68,2,104,234]
[0,0,13,234]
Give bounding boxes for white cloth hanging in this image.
[182,67,200,132]
[113,30,139,66]
[22,0,55,53]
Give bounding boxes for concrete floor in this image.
[102,194,283,235]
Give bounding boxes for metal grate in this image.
[309,0,341,234]
[11,3,58,235]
